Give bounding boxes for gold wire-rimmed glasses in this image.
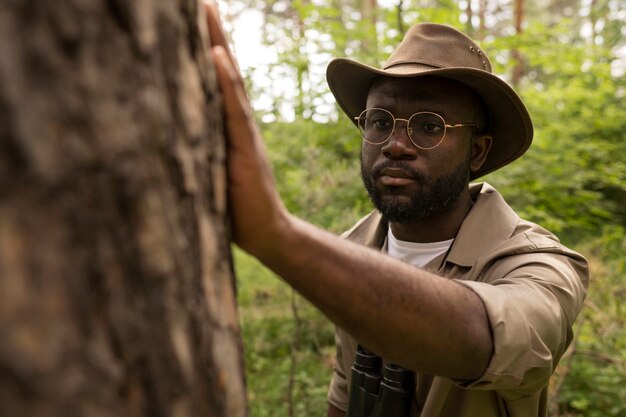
[354,108,479,150]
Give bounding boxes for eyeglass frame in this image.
[354,108,480,150]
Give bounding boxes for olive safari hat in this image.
[326,23,533,179]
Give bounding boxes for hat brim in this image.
[326,58,533,180]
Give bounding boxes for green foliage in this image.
[551,229,626,416]
[235,249,335,417]
[262,117,371,233]
[485,20,626,243]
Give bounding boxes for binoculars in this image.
[347,345,415,417]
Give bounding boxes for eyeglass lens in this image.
[357,109,447,149]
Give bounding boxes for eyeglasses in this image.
[354,108,479,150]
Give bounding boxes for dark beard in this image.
[361,154,470,224]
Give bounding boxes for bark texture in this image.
[0,1,246,416]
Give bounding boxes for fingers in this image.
[212,46,250,115]
[204,0,241,74]
[203,1,259,154]
[204,1,227,48]
[212,46,258,148]
[202,1,254,142]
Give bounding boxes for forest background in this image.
[216,0,625,415]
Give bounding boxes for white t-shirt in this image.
[387,227,454,268]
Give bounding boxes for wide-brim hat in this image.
[326,23,533,180]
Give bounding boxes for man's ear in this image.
[470,134,493,173]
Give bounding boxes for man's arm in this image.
[326,403,346,417]
[206,1,492,380]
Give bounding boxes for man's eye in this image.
[421,122,444,134]
[371,118,391,129]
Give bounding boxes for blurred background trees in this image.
[218,0,625,415]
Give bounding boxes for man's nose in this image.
[381,120,418,159]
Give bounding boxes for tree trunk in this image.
[478,0,487,40]
[511,0,525,87]
[465,0,474,36]
[0,1,246,416]
[360,0,378,58]
[396,0,405,35]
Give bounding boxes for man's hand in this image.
[204,1,291,259]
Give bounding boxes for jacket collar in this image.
[445,183,519,267]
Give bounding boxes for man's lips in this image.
[378,167,416,186]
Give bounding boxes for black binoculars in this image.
[346,345,415,417]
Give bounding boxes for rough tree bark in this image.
[0,1,246,416]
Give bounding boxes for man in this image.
[206,3,588,417]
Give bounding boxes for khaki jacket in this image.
[327,183,589,417]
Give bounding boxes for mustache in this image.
[371,161,426,182]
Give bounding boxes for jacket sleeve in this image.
[327,326,358,411]
[453,250,588,399]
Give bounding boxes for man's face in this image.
[360,76,485,224]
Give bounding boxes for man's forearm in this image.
[258,215,493,380]
[326,403,346,417]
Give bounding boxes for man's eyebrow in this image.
[367,96,451,116]
[369,90,440,107]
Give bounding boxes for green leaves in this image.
[263,117,371,232]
